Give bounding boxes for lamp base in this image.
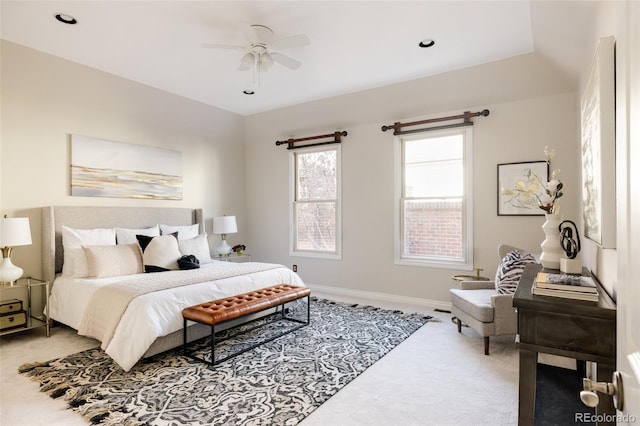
[0,257,24,285]
[216,240,232,256]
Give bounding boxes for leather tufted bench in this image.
[182,284,311,366]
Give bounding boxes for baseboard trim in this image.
[305,283,451,314]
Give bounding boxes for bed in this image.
[42,206,305,371]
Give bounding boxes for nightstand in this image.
[0,277,50,337]
[215,254,252,263]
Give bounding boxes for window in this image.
[290,145,341,259]
[395,127,473,268]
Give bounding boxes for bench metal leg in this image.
[211,324,216,366]
[183,317,188,356]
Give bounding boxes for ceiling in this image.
[1,1,596,116]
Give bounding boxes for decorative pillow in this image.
[115,225,159,245]
[495,250,536,295]
[82,244,143,278]
[136,234,181,273]
[178,233,213,264]
[62,226,116,277]
[159,223,199,240]
[178,254,200,270]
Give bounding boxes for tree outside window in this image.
[292,146,341,257]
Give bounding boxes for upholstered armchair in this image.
[449,244,538,355]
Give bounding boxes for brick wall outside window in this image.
[404,199,462,259]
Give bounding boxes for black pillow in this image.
[178,254,200,270]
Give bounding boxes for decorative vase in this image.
[540,213,562,269]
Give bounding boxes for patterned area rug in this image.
[19,298,433,426]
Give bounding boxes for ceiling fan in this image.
[203,24,310,75]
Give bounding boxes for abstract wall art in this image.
[71,135,183,200]
[580,36,616,248]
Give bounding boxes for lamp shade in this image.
[213,216,238,235]
[0,217,32,247]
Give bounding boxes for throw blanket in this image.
[78,262,282,350]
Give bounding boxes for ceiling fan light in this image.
[240,52,255,68]
[260,52,274,70]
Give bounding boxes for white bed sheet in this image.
[49,261,305,371]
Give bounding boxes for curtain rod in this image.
[276,130,347,150]
[381,109,490,135]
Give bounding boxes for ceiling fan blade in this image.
[271,34,310,50]
[271,52,302,70]
[202,43,245,50]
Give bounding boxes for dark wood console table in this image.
[513,264,616,426]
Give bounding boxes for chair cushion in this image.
[450,288,496,323]
[495,250,536,294]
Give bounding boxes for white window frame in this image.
[394,126,473,269]
[289,144,342,260]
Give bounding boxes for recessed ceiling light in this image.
[418,39,435,48]
[243,90,255,95]
[55,14,77,25]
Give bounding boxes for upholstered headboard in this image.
[42,206,204,283]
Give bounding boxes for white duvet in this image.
[49,261,305,371]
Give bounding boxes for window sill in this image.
[395,258,472,270]
[290,251,342,261]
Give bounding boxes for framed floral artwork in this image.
[497,161,549,216]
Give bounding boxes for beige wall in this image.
[2,40,588,306]
[0,41,247,280]
[245,52,578,304]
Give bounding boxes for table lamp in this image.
[0,217,33,285]
[213,216,237,255]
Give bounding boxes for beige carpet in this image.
[0,305,518,426]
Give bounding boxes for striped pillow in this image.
[495,250,536,294]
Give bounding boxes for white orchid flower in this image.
[544,146,556,160]
[547,179,562,194]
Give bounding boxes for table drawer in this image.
[0,298,23,314]
[518,309,615,359]
[0,310,27,331]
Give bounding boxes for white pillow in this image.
[178,233,213,264]
[62,226,116,277]
[159,223,199,240]
[136,234,181,272]
[115,225,159,245]
[83,244,143,278]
